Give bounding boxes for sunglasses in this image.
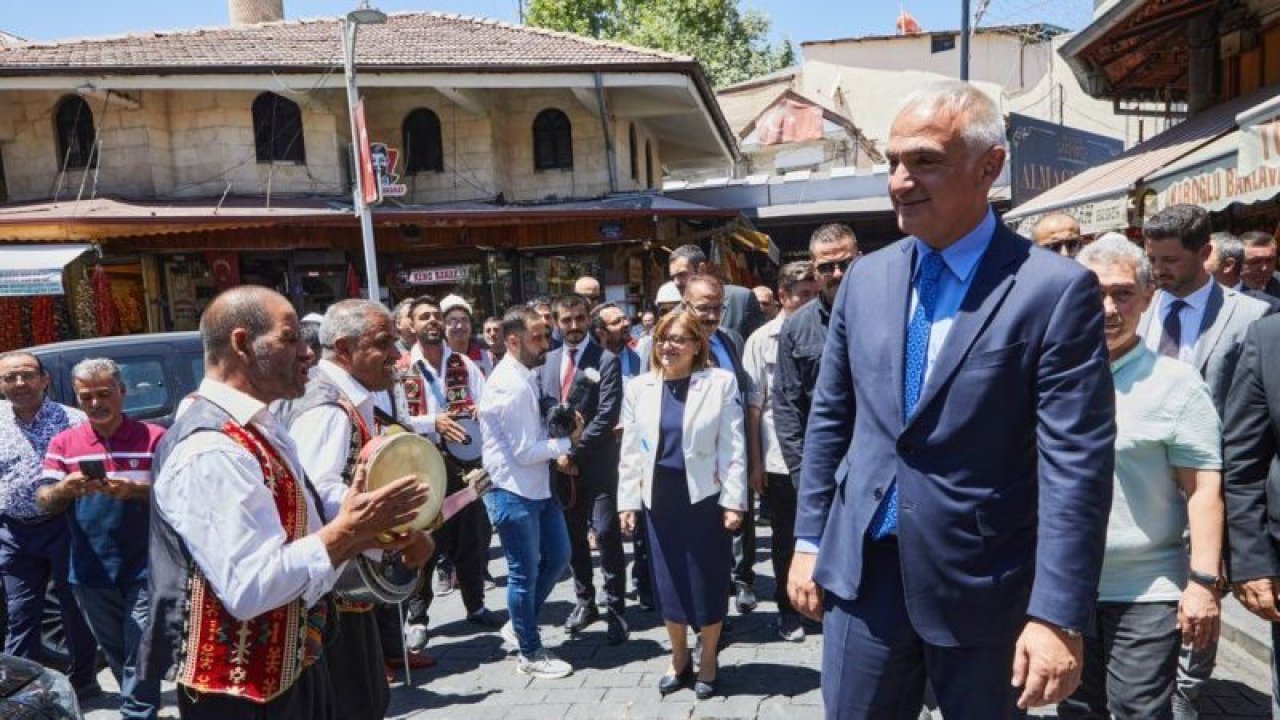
[1043,237,1083,255]
[816,257,855,275]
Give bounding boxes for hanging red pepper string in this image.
[0,298,24,352]
[92,265,121,337]
[31,296,57,345]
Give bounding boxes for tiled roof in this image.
[0,12,693,73]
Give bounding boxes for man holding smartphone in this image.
[37,358,164,720]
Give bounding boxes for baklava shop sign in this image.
[1152,107,1280,213]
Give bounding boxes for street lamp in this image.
[341,1,387,301]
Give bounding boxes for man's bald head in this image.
[1032,213,1083,256]
[200,286,292,366]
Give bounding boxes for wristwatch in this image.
[1188,569,1229,595]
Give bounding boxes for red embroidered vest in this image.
[175,421,328,703]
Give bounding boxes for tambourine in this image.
[335,430,493,604]
[335,431,446,605]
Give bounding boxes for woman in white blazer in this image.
[618,310,747,699]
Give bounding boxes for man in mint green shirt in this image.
[1059,235,1225,720]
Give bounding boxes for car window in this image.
[117,356,170,419]
[186,353,205,392]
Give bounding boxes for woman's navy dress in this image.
[644,376,731,630]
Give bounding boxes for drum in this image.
[334,431,449,604]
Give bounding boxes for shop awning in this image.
[1004,83,1280,234]
[1144,126,1280,214]
[0,243,91,296]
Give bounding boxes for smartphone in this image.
[79,459,106,481]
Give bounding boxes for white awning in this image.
[1145,130,1280,214]
[0,244,92,297]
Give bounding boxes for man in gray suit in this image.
[1139,203,1272,720]
[668,245,766,341]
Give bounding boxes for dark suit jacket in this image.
[1243,286,1280,314]
[537,340,623,482]
[712,327,753,406]
[1224,315,1280,582]
[797,223,1116,646]
[722,284,765,342]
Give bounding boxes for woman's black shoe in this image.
[694,676,718,700]
[658,663,694,695]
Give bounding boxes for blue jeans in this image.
[483,488,570,657]
[71,581,161,720]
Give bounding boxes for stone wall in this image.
[0,85,662,204]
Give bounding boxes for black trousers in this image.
[732,486,757,586]
[764,473,798,613]
[562,469,626,613]
[407,460,488,623]
[177,656,336,720]
[326,609,389,720]
[631,513,652,600]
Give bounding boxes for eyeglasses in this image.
[686,303,724,316]
[0,371,41,384]
[444,318,470,327]
[815,256,855,275]
[658,335,693,347]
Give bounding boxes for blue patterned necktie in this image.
[870,250,946,540]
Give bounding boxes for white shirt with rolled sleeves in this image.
[477,354,569,500]
[288,360,382,498]
[155,378,344,621]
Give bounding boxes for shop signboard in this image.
[402,266,469,285]
[0,268,67,296]
[0,245,91,297]
[1239,97,1280,175]
[1011,194,1128,237]
[370,142,407,200]
[1008,113,1124,206]
[1150,151,1280,213]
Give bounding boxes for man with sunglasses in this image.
[1032,213,1084,258]
[774,223,858,500]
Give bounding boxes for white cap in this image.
[655,281,681,305]
[440,294,473,316]
[301,312,324,324]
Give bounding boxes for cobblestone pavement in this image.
[84,525,1274,719]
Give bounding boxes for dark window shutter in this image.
[252,92,306,164]
[533,109,573,171]
[403,109,444,173]
[54,96,97,170]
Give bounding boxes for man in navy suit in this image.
[537,294,627,643]
[684,274,762,615]
[787,80,1116,719]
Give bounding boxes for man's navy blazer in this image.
[537,340,623,479]
[796,221,1116,646]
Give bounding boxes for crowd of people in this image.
[4,78,1280,720]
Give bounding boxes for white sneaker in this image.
[404,622,429,653]
[500,621,519,648]
[517,648,573,679]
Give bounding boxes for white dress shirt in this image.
[405,343,486,441]
[742,315,787,475]
[1143,278,1214,365]
[289,360,382,499]
[478,354,569,499]
[155,378,343,621]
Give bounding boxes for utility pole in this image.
[960,0,971,81]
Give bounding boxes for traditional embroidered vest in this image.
[277,369,375,613]
[141,396,328,703]
[395,354,428,417]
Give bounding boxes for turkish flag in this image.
[204,252,241,290]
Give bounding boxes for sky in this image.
[1,0,1094,48]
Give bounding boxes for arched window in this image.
[54,96,97,170]
[645,141,655,188]
[402,108,444,173]
[252,92,306,164]
[628,124,639,181]
[532,108,573,171]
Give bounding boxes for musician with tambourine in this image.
[281,300,438,720]
[396,295,504,652]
